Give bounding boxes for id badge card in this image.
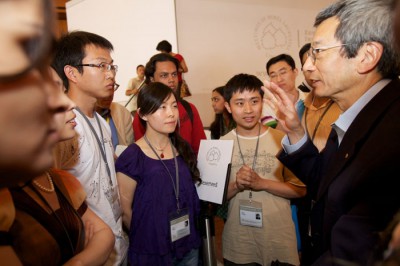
[170,208,190,242]
[239,199,263,228]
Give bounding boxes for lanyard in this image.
[236,123,261,200]
[144,135,181,213]
[75,108,113,187]
[304,99,334,141]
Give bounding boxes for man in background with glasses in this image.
[261,54,306,129]
[53,31,128,266]
[263,0,400,265]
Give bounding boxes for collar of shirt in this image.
[99,108,111,120]
[304,93,333,111]
[297,89,307,102]
[333,79,391,144]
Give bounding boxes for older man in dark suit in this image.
[263,0,400,265]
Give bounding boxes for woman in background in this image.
[116,82,201,265]
[209,86,236,140]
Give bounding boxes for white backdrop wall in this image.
[175,0,334,126]
[66,0,335,126]
[66,0,177,105]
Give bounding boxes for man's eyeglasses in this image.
[307,44,349,64]
[74,62,118,72]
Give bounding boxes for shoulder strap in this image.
[180,99,194,124]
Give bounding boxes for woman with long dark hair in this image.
[116,82,201,265]
[209,86,235,140]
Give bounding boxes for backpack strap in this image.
[180,99,194,125]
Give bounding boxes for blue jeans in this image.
[173,249,199,266]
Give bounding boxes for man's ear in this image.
[293,67,299,77]
[150,76,154,82]
[64,65,78,83]
[224,102,232,114]
[357,41,383,74]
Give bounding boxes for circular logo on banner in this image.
[206,147,221,164]
[254,15,292,58]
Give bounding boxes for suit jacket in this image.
[278,79,400,265]
[110,102,134,146]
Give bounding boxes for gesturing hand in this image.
[262,80,305,144]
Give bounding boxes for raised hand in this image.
[262,80,305,144]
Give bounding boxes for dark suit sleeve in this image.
[277,138,322,199]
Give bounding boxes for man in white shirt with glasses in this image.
[53,31,128,266]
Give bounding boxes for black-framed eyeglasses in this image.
[307,44,350,64]
[74,62,118,72]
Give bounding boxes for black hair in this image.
[223,74,264,104]
[156,40,172,53]
[52,31,114,91]
[299,43,311,66]
[144,53,179,84]
[266,54,296,75]
[209,86,235,139]
[137,82,200,183]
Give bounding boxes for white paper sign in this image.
[196,140,234,204]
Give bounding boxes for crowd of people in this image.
[1,0,400,265]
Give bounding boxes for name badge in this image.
[239,199,263,228]
[170,209,190,242]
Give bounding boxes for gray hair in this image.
[315,0,400,78]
